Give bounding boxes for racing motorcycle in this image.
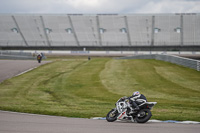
[106,96,157,123]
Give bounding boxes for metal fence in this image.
[118,54,200,71]
[0,50,35,60]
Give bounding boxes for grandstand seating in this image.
[183,15,198,45]
[127,15,152,46]
[154,15,181,46]
[42,15,76,46]
[70,15,98,46]
[0,15,24,46]
[98,15,128,46]
[0,14,199,48]
[14,15,47,46]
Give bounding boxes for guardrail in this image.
[118,54,200,71]
[0,50,35,60]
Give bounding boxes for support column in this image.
[96,16,102,46]
[40,16,51,47]
[68,15,80,46]
[124,16,132,46]
[180,15,184,46]
[151,16,155,46]
[12,16,28,46]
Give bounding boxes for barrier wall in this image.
[118,54,200,71]
[0,50,35,60]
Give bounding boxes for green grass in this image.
[0,57,200,121]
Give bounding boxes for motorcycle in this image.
[37,55,42,63]
[106,96,157,123]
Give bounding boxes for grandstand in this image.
[0,13,200,51]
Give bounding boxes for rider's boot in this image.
[128,107,134,114]
[129,107,139,114]
[132,102,140,111]
[134,106,140,111]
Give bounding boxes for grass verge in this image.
[0,57,199,121]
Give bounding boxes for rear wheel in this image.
[106,109,119,122]
[136,109,152,123]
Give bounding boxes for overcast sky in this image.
[0,0,200,14]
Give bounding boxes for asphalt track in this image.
[0,111,200,133]
[0,60,200,133]
[0,60,50,83]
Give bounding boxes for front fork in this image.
[109,108,117,117]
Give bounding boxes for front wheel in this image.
[135,109,152,123]
[106,109,119,122]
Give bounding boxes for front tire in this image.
[136,109,152,123]
[106,109,119,122]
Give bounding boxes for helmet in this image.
[133,91,140,96]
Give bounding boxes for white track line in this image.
[92,117,200,124]
[15,67,37,77]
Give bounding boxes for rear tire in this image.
[136,109,152,123]
[106,109,119,122]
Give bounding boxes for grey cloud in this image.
[135,0,200,13]
[0,0,199,14]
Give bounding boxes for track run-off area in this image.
[0,59,199,133]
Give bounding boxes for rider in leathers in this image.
[129,91,147,111]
